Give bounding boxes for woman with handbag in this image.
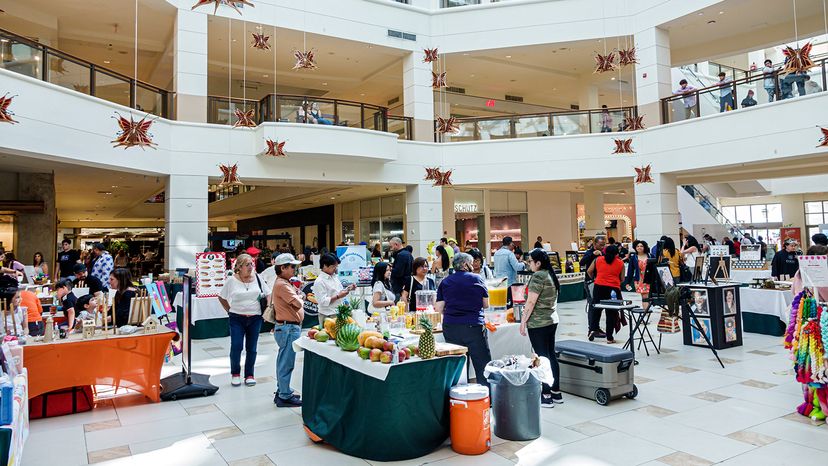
[660,237,682,280]
[218,253,271,387]
[624,240,651,309]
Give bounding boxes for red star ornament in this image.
[423,48,439,63]
[433,169,453,187]
[782,42,814,76]
[436,116,459,134]
[624,115,645,131]
[594,52,617,73]
[264,139,286,157]
[233,108,257,128]
[612,138,634,154]
[818,127,828,148]
[111,113,157,150]
[191,0,254,15]
[251,33,270,51]
[424,167,440,181]
[618,47,638,67]
[432,71,447,89]
[293,50,317,70]
[634,165,654,185]
[219,164,243,187]
[0,93,18,124]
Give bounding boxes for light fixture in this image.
[34,55,40,61]
[505,55,512,58]
[719,11,724,14]
[360,93,365,96]
[611,77,616,80]
[104,60,111,64]
[322,82,328,86]
[263,74,269,78]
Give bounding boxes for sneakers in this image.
[606,338,617,344]
[541,394,555,408]
[588,330,607,341]
[275,394,303,407]
[550,392,564,404]
[245,376,257,386]
[231,375,241,386]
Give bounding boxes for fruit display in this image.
[336,323,362,351]
[358,330,383,347]
[334,301,356,338]
[418,317,435,359]
[314,330,330,342]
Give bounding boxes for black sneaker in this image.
[550,392,564,404]
[275,394,302,407]
[541,394,555,408]
[593,331,607,339]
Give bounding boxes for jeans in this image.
[273,323,301,400]
[720,93,734,112]
[28,321,44,337]
[443,323,493,389]
[765,87,776,102]
[591,284,622,340]
[527,323,560,394]
[228,313,263,378]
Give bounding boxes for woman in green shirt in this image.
[519,249,562,407]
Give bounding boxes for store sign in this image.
[454,202,479,213]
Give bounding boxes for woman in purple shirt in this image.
[436,253,492,388]
[0,252,25,279]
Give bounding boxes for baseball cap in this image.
[73,263,87,273]
[273,253,301,266]
[246,246,262,256]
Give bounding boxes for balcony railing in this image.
[661,56,828,124]
[207,94,413,140]
[434,106,637,142]
[0,27,171,118]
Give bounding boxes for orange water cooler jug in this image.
[449,384,491,455]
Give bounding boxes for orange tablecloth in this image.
[23,329,174,402]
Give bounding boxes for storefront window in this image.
[342,221,355,245]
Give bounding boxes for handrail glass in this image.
[435,106,637,142]
[662,57,827,124]
[0,27,170,118]
[682,185,745,238]
[207,94,413,140]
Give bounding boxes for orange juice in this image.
[488,287,507,307]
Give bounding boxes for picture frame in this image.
[691,317,712,345]
[709,255,731,281]
[692,256,705,282]
[656,265,674,289]
[722,287,737,316]
[688,288,710,316]
[724,316,737,342]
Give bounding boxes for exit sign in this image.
[485,99,495,107]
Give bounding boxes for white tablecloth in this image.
[739,287,792,323]
[172,293,228,323]
[729,269,772,283]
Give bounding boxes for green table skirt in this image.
[175,308,280,339]
[301,351,465,461]
[558,282,585,302]
[742,311,786,336]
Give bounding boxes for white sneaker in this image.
[231,375,241,386]
[245,377,257,386]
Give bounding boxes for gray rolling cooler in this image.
[555,340,637,405]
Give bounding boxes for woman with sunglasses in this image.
[270,253,304,407]
[401,257,436,312]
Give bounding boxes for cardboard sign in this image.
[797,255,828,288]
[740,244,762,261]
[709,245,730,257]
[195,252,226,298]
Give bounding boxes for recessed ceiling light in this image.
[552,88,557,91]
[360,93,365,96]
[330,197,336,200]
[470,74,475,77]
[232,39,237,42]
[719,11,724,14]
[322,82,328,86]
[34,55,40,61]
[263,74,269,77]
[104,60,111,64]
[611,77,616,80]
[505,55,512,58]
[463,53,470,56]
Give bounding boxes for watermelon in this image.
[336,323,362,351]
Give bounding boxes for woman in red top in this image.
[587,245,625,343]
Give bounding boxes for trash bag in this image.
[483,355,554,386]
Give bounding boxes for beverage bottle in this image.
[380,313,390,339]
[610,290,617,300]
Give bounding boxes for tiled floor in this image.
[20,297,828,465]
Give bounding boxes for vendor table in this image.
[558,274,586,302]
[173,293,229,339]
[738,287,791,336]
[23,328,175,402]
[293,338,465,461]
[729,269,772,283]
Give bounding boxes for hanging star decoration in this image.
[782,42,814,75]
[433,168,453,187]
[612,138,634,154]
[219,164,243,187]
[191,0,254,16]
[593,51,617,73]
[233,108,257,128]
[624,115,645,131]
[424,167,441,182]
[435,116,459,134]
[111,113,157,149]
[618,47,638,67]
[292,50,317,70]
[264,139,287,157]
[0,93,18,124]
[818,127,828,148]
[423,48,439,63]
[634,165,654,185]
[432,71,447,89]
[251,32,270,51]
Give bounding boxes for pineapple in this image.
[418,317,435,359]
[334,301,353,340]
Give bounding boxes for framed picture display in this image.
[691,318,712,345]
[709,256,731,281]
[724,316,738,342]
[693,256,705,282]
[656,265,674,289]
[688,288,710,316]
[722,287,737,316]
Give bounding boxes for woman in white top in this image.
[311,253,355,326]
[681,235,701,269]
[218,254,271,387]
[368,262,395,313]
[32,252,48,276]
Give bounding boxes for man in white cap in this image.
[271,253,304,407]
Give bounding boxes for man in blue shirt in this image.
[436,253,491,388]
[493,236,525,285]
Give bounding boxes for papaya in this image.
[324,318,337,338]
[358,331,383,347]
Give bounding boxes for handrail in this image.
[682,185,745,238]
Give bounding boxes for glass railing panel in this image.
[135,84,164,117]
[363,107,383,131]
[697,86,724,118]
[299,100,336,125]
[477,118,511,140]
[441,0,481,7]
[276,97,308,123]
[387,117,410,140]
[337,102,362,129]
[46,52,90,94]
[589,110,628,133]
[514,115,550,138]
[208,97,257,125]
[0,39,42,79]
[439,120,477,142]
[94,70,131,107]
[552,113,588,136]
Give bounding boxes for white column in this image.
[634,172,680,246]
[635,26,671,128]
[578,84,599,110]
[583,186,605,237]
[165,175,208,271]
[403,51,435,142]
[442,186,455,238]
[174,9,208,123]
[406,184,444,257]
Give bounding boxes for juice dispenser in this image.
[415,290,437,312]
[510,283,527,322]
[486,278,508,312]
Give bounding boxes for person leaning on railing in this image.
[672,79,697,119]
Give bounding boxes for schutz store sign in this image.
[454,202,479,213]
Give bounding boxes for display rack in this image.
[784,290,828,420]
